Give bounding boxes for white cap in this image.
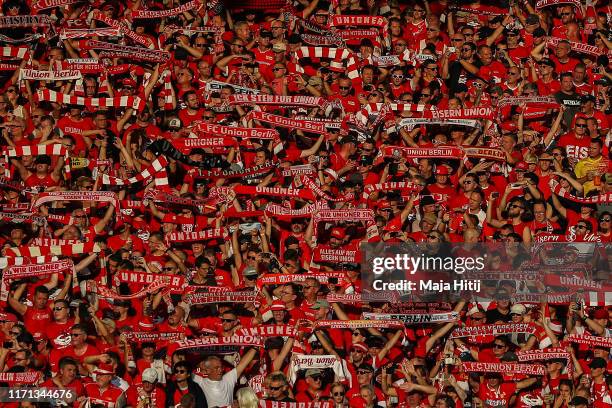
[142,368,158,383]
[510,304,526,315]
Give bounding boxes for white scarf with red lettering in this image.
[315,319,404,329]
[132,0,200,19]
[229,94,326,107]
[256,272,347,289]
[20,69,82,81]
[91,11,153,48]
[1,259,76,301]
[185,291,259,305]
[451,323,536,338]
[87,40,169,62]
[31,191,119,211]
[550,179,612,203]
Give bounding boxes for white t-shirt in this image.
[198,368,238,407]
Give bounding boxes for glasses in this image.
[333,391,345,396]
[493,344,505,349]
[463,32,474,36]
[357,370,371,375]
[462,47,472,52]
[174,369,187,374]
[552,153,562,157]
[269,386,282,391]
[413,8,425,12]
[81,185,92,190]
[421,93,431,97]
[599,218,611,222]
[222,318,236,323]
[428,235,440,239]
[427,28,440,32]
[352,331,361,336]
[463,180,473,184]
[71,333,83,337]
[6,89,16,93]
[575,124,587,128]
[195,43,206,47]
[509,204,524,210]
[391,74,404,79]
[247,255,257,260]
[451,38,463,42]
[162,267,175,271]
[576,225,587,230]
[472,316,485,321]
[272,67,284,71]
[9,331,20,336]
[560,12,571,16]
[509,72,519,76]
[310,375,322,381]
[339,86,351,90]
[54,306,66,311]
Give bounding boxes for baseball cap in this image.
[420,195,436,206]
[142,368,158,383]
[378,200,392,209]
[168,118,182,129]
[272,42,287,53]
[270,300,286,311]
[351,342,368,352]
[435,165,450,175]
[591,308,608,319]
[0,312,18,322]
[515,161,528,171]
[330,227,346,239]
[122,78,137,87]
[260,29,272,38]
[510,304,526,315]
[539,58,556,69]
[310,300,330,310]
[305,368,322,377]
[356,363,374,372]
[94,362,115,375]
[243,266,258,278]
[525,14,540,25]
[581,94,596,103]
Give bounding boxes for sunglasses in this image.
[357,370,371,375]
[575,124,588,128]
[599,218,611,222]
[269,386,282,391]
[222,318,236,323]
[54,306,66,311]
[493,344,506,349]
[174,369,187,374]
[272,67,284,71]
[392,74,404,79]
[333,391,345,396]
[509,204,524,210]
[339,86,351,90]
[310,375,322,381]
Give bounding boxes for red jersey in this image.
[479,382,518,408]
[84,382,125,408]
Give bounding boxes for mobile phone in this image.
[491,191,499,199]
[2,341,13,349]
[328,277,339,285]
[447,46,456,53]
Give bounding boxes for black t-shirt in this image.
[485,307,511,324]
[554,91,582,129]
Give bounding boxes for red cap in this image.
[330,227,346,239]
[515,161,528,171]
[94,362,115,375]
[270,300,286,311]
[139,317,155,331]
[0,312,18,322]
[378,200,391,209]
[435,165,450,176]
[592,308,609,319]
[351,342,368,352]
[383,216,402,232]
[122,78,137,87]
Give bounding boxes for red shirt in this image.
[479,382,518,408]
[556,132,591,161]
[84,382,124,408]
[23,306,52,335]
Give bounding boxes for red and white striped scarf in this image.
[294,46,360,80]
[5,241,101,257]
[60,27,121,40]
[550,179,612,203]
[31,0,76,12]
[0,46,29,60]
[100,156,169,188]
[31,191,119,211]
[1,259,77,301]
[3,144,70,179]
[36,89,145,111]
[246,111,327,134]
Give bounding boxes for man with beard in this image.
[178,91,204,127]
[487,196,533,243]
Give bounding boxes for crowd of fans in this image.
[0,0,610,406]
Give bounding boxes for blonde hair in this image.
[236,387,258,408]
